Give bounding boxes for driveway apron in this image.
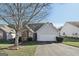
[35,43,79,56]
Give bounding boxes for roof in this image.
[25,22,58,32]
[0,24,15,33]
[67,21,79,28]
[28,23,45,32]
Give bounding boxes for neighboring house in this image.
[0,24,15,40]
[60,22,79,37]
[24,22,59,41]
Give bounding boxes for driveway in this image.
[35,43,79,56]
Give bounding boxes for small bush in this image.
[27,37,33,41]
[0,39,13,44]
[63,36,79,42]
[56,37,63,43]
[63,36,79,39]
[9,39,15,43]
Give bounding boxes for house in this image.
[60,21,79,37]
[0,24,16,40]
[24,22,59,41]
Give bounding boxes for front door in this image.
[33,33,37,41]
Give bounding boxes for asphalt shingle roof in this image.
[28,23,45,32]
[67,22,79,28]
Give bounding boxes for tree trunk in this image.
[15,35,19,46]
[14,31,20,49]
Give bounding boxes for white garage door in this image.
[37,34,56,41]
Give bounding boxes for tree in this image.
[0,3,50,49]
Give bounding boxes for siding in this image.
[60,23,79,37]
[0,29,7,39]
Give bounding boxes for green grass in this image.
[63,42,79,48]
[0,42,37,56]
[63,37,79,48]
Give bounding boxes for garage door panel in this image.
[37,35,56,41]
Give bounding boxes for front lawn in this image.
[63,37,79,48]
[63,42,79,48]
[0,41,37,56]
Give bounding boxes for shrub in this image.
[9,39,15,43]
[56,37,63,43]
[63,36,79,42]
[27,37,33,41]
[63,36,79,39]
[0,39,13,44]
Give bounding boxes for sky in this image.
[1,3,79,28]
[46,3,79,28]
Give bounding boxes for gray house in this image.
[0,25,15,40]
[60,22,79,37]
[24,22,59,41]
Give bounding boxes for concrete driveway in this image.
[35,43,79,56]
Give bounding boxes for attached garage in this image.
[36,23,59,41]
[27,22,59,41]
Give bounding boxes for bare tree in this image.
[0,3,50,49]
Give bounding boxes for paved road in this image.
[35,43,79,56]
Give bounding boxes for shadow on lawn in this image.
[0,48,8,50]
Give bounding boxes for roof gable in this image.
[0,24,15,32]
[36,23,59,34]
[25,23,58,33]
[67,22,79,28]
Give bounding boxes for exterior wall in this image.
[0,30,3,39]
[60,23,79,37]
[0,28,15,40]
[0,29,7,39]
[7,33,12,39]
[7,33,15,40]
[21,30,27,40]
[36,23,59,41]
[22,30,33,41]
[29,32,33,37]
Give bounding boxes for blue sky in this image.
[46,3,79,28]
[1,3,79,28]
